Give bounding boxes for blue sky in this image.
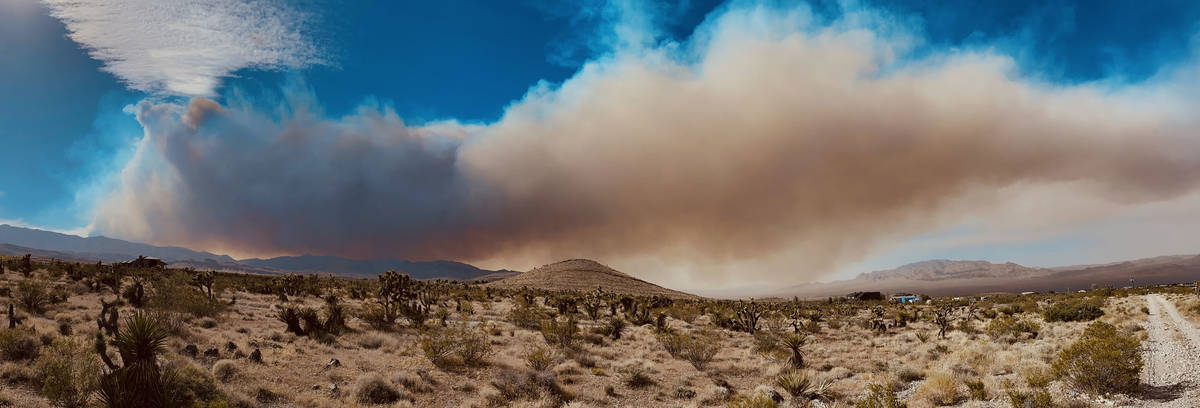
[2,0,1199,287]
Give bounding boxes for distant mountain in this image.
[0,224,503,281]
[855,259,1048,281]
[0,224,233,263]
[0,243,119,263]
[239,255,499,280]
[487,259,699,298]
[777,255,1200,298]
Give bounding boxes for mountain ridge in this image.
[0,224,502,281]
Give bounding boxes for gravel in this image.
[1135,294,1200,407]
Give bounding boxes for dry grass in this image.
[0,261,1188,407]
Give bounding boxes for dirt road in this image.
[1138,294,1200,407]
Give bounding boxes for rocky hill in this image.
[486,259,698,298]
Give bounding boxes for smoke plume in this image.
[92,4,1200,288]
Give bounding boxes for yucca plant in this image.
[780,332,807,369]
[95,311,178,408]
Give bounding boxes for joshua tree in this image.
[934,307,953,339]
[734,301,766,334]
[18,254,33,277]
[97,299,119,336]
[582,288,605,320]
[7,304,22,328]
[191,270,215,300]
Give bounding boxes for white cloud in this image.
[42,0,330,96]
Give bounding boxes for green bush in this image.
[15,279,52,314]
[147,275,226,318]
[1007,388,1052,408]
[38,337,102,408]
[725,391,778,408]
[657,329,720,369]
[539,318,580,349]
[164,360,225,406]
[1043,299,1104,322]
[1051,321,1141,394]
[353,374,403,404]
[420,324,493,368]
[986,316,1040,342]
[855,383,907,408]
[0,328,40,361]
[507,305,548,330]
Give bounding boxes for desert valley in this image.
[5,0,1200,407]
[1,225,1199,407]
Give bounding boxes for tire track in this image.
[1138,294,1200,407]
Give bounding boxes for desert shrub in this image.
[356,333,388,349]
[212,360,237,382]
[38,337,102,408]
[666,303,702,323]
[0,328,40,361]
[895,367,924,383]
[619,365,655,388]
[854,383,907,408]
[354,374,403,404]
[1007,388,1052,408]
[752,331,780,355]
[521,345,559,372]
[164,360,225,406]
[15,279,52,314]
[658,330,720,369]
[1051,321,1141,394]
[358,303,395,332]
[1042,299,1104,322]
[1023,366,1053,389]
[488,369,570,406]
[1,361,42,386]
[147,275,226,318]
[725,391,778,408]
[539,318,580,349]
[965,379,987,400]
[673,387,697,399]
[420,324,493,368]
[507,305,548,330]
[986,317,1040,343]
[915,372,962,405]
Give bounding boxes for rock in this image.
[325,358,341,369]
[182,344,198,357]
[327,383,339,394]
[249,348,263,363]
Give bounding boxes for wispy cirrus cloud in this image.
[42,0,331,96]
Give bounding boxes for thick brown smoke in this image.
[92,6,1200,288]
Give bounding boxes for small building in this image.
[844,291,884,301]
[892,294,921,304]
